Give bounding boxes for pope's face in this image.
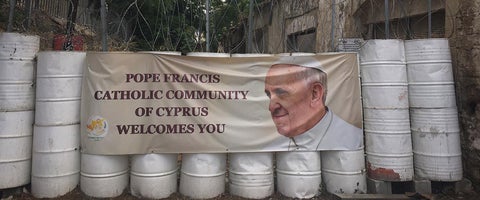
[264,64,313,137]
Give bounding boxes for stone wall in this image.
[447,0,480,191]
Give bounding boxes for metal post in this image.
[7,0,16,32]
[100,0,108,51]
[24,0,32,30]
[206,0,210,52]
[428,0,432,38]
[384,0,389,39]
[66,0,80,35]
[247,0,254,53]
[331,0,336,51]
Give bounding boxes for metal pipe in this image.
[331,0,336,51]
[384,0,389,39]
[100,0,108,51]
[206,0,210,52]
[247,0,254,53]
[7,0,16,32]
[428,0,431,38]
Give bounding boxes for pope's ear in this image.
[311,82,324,105]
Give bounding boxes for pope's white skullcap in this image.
[273,55,325,73]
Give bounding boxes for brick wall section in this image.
[448,0,480,190]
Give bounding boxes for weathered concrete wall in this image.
[265,0,288,53]
[356,0,445,24]
[255,0,364,53]
[447,0,480,191]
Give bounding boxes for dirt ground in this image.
[2,186,341,200]
[1,184,479,200]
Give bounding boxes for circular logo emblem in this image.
[86,116,108,141]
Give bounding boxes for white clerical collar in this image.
[288,109,332,151]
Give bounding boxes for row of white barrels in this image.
[0,32,39,189]
[80,150,366,199]
[359,39,462,182]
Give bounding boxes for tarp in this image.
[81,52,362,154]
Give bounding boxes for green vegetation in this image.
[109,0,249,53]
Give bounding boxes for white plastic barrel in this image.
[0,111,33,189]
[359,39,413,181]
[359,40,409,109]
[364,109,413,181]
[130,154,178,199]
[276,152,322,198]
[229,153,274,199]
[405,39,462,181]
[80,154,129,198]
[0,33,38,189]
[405,39,456,108]
[30,51,85,197]
[0,32,40,60]
[321,149,367,194]
[229,53,274,199]
[31,125,80,198]
[35,52,85,126]
[180,52,229,199]
[0,33,38,111]
[179,153,227,199]
[410,108,462,181]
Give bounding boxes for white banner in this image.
[81,53,363,154]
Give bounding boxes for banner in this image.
[81,53,363,154]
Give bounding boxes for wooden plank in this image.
[334,193,410,200]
